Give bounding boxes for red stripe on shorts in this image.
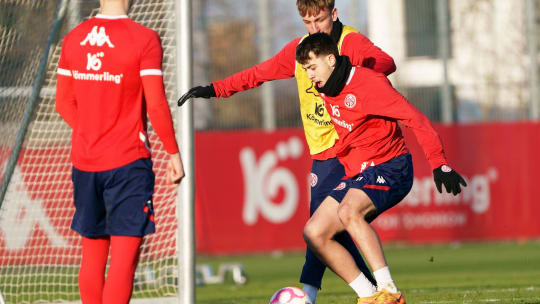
[363,184,390,191]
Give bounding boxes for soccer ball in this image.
[269,286,312,304]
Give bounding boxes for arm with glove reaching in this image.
[433,164,467,195]
[177,38,298,107]
[177,85,216,107]
[360,72,467,195]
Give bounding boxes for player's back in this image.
[58,15,163,171]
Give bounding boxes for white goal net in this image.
[0,1,181,303]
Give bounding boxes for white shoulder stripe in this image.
[140,69,163,76]
[57,68,72,77]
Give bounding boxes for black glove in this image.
[177,84,216,107]
[433,165,467,195]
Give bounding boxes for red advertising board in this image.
[0,123,539,262]
[194,130,312,254]
[194,123,540,253]
[376,122,540,243]
[0,145,177,264]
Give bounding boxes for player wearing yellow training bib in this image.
[177,1,396,302]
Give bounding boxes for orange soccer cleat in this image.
[356,289,406,304]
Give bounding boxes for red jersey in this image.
[56,14,178,171]
[211,31,395,97]
[319,67,448,177]
[210,24,395,160]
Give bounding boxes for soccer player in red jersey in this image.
[177,1,395,302]
[55,0,184,303]
[295,33,467,304]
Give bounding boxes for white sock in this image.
[302,284,318,304]
[348,273,376,297]
[373,266,398,293]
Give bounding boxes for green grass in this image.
[196,241,540,304]
[0,241,538,303]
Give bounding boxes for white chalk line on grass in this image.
[408,286,537,294]
[418,300,501,304]
[419,299,532,304]
[408,286,539,304]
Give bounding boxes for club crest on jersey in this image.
[344,94,356,108]
[80,26,115,48]
[310,173,318,187]
[333,182,346,191]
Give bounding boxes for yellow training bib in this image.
[294,26,359,155]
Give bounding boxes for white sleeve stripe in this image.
[57,68,72,76]
[140,69,163,76]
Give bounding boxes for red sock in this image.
[102,236,142,304]
[79,236,110,304]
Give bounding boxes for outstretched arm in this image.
[178,38,299,106]
[210,38,299,98]
[361,73,446,169]
[361,73,466,194]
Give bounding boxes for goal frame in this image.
[174,0,196,304]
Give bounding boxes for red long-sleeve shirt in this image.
[319,67,448,177]
[212,33,395,98]
[56,14,178,171]
[211,27,396,159]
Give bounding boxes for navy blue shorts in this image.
[71,158,156,238]
[310,157,346,216]
[329,153,413,222]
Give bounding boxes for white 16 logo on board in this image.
[240,137,304,225]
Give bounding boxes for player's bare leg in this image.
[303,196,376,297]
[304,196,357,281]
[337,189,387,271]
[338,188,405,303]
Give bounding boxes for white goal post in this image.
[0,0,194,303]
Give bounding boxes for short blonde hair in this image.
[296,0,334,17]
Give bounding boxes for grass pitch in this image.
[196,241,540,304]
